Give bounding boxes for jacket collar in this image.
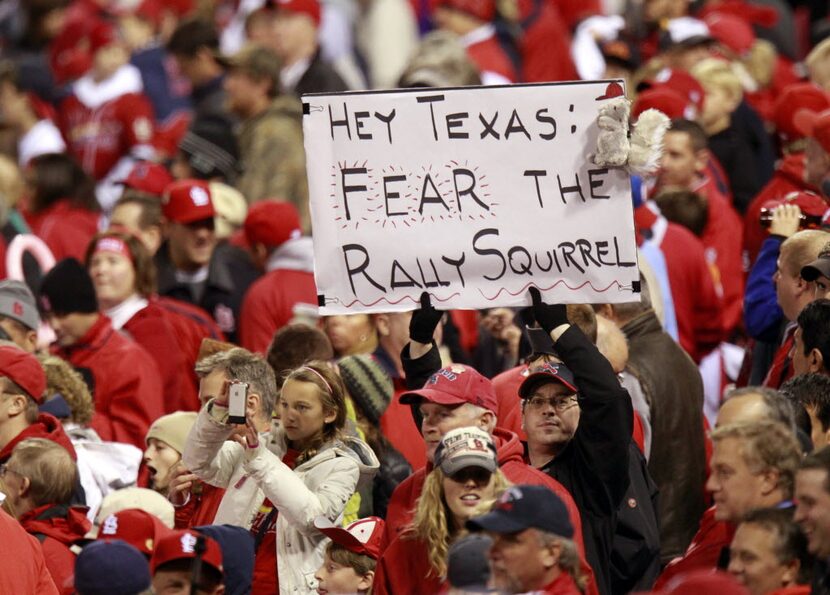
[620,309,663,340]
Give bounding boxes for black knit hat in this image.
[179,117,239,184]
[338,354,393,425]
[39,258,98,315]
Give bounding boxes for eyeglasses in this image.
[0,464,21,479]
[525,394,578,412]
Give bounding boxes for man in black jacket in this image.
[402,289,633,594]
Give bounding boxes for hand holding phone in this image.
[228,381,249,425]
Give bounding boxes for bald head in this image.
[716,388,795,432]
[596,315,629,374]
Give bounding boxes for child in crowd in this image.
[314,515,385,594]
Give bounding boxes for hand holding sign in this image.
[529,287,569,335]
[410,292,443,344]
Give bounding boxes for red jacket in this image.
[239,269,317,354]
[540,572,582,594]
[763,326,797,389]
[492,365,527,439]
[383,428,598,595]
[123,301,194,413]
[59,88,155,181]
[53,315,165,449]
[653,506,735,590]
[25,201,100,263]
[466,34,517,83]
[743,154,815,266]
[694,176,745,333]
[517,0,577,84]
[380,378,429,471]
[20,504,92,595]
[174,482,226,529]
[153,296,226,412]
[0,413,76,463]
[375,532,446,595]
[0,509,58,594]
[635,205,723,361]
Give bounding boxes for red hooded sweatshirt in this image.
[0,413,76,463]
[743,153,819,266]
[383,427,598,595]
[0,508,58,594]
[52,315,165,449]
[653,506,735,590]
[375,532,446,595]
[19,504,92,595]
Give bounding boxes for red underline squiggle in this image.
[338,292,462,308]
[478,280,631,301]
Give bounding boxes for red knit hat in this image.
[274,0,321,25]
[704,13,755,56]
[773,84,830,145]
[633,87,694,120]
[0,346,46,402]
[243,200,302,248]
[162,180,215,224]
[151,530,223,575]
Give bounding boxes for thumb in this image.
[529,286,542,307]
[419,291,432,310]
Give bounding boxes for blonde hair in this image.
[692,58,743,100]
[37,354,93,425]
[807,37,830,87]
[781,230,830,276]
[710,420,801,499]
[410,466,511,578]
[538,532,586,592]
[9,438,76,507]
[0,154,21,214]
[743,39,776,88]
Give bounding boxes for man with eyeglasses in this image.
[510,288,634,595]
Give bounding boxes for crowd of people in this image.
[3,0,830,593]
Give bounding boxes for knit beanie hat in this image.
[145,411,198,454]
[179,117,239,184]
[0,280,40,330]
[337,355,393,425]
[38,258,98,315]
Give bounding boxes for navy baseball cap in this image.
[466,485,574,538]
[518,362,578,399]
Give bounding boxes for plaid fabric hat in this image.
[338,354,393,425]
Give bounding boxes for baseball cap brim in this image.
[399,388,469,406]
[313,517,377,559]
[802,257,830,281]
[466,510,531,535]
[518,371,578,399]
[441,454,498,477]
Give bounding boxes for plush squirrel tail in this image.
[627,109,671,176]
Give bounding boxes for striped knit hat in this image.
[338,355,393,425]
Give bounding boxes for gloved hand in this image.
[409,292,443,344]
[529,287,568,335]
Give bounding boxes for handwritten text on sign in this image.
[303,82,640,314]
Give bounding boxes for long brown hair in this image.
[84,230,157,297]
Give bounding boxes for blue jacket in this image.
[744,236,784,342]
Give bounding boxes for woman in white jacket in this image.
[183,356,379,594]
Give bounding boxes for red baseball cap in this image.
[633,86,694,120]
[645,68,705,114]
[98,509,172,556]
[704,13,755,56]
[243,200,302,248]
[773,84,830,145]
[400,364,498,413]
[120,162,173,197]
[89,22,118,55]
[274,0,321,25]
[314,516,385,560]
[433,0,495,22]
[760,191,828,222]
[0,346,46,403]
[794,108,830,154]
[151,530,223,575]
[162,180,216,224]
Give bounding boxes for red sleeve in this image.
[239,282,277,354]
[39,538,76,595]
[125,316,189,413]
[90,350,165,449]
[117,93,156,150]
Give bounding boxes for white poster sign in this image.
[302,81,641,314]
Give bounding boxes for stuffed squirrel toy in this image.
[590,88,670,176]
